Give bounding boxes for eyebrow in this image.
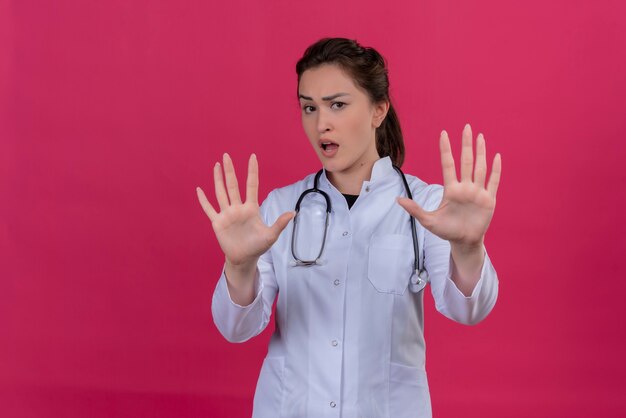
[298,92,351,101]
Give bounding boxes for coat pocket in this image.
[367,234,414,295]
[252,356,285,417]
[389,362,432,418]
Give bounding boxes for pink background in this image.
[2,0,625,417]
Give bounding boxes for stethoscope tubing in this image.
[291,166,428,287]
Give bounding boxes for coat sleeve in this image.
[423,185,499,325]
[210,191,279,343]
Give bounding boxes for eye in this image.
[331,101,346,110]
[302,105,315,114]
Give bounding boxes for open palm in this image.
[397,124,502,246]
[196,153,294,266]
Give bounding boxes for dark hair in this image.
[296,37,405,167]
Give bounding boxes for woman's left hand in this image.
[397,123,502,247]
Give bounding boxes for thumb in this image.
[396,197,433,228]
[269,210,296,240]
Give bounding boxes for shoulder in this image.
[259,171,318,219]
[403,172,444,211]
[263,172,316,204]
[269,173,315,200]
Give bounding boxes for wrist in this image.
[225,256,259,271]
[224,257,258,285]
[449,237,485,255]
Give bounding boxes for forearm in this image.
[212,258,275,343]
[449,239,485,297]
[224,258,259,306]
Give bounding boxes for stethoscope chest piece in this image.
[409,268,429,293]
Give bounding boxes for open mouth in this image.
[321,141,339,151]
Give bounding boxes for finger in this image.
[196,186,218,221]
[246,153,259,206]
[223,153,242,205]
[396,197,434,229]
[214,162,230,211]
[440,130,458,186]
[487,153,502,197]
[460,123,473,182]
[474,133,487,187]
[269,211,296,240]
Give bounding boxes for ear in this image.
[373,100,390,128]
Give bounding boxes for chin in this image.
[321,160,351,175]
[317,155,339,170]
[315,150,359,174]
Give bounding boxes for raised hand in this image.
[196,153,295,267]
[397,124,502,247]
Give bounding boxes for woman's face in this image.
[298,64,388,178]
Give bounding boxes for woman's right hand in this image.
[196,153,295,270]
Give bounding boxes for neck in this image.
[327,156,380,195]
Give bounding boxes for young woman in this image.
[197,37,501,418]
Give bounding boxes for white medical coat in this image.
[211,156,499,418]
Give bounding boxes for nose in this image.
[316,108,332,134]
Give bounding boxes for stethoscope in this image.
[290,165,430,292]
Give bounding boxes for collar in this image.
[369,156,394,182]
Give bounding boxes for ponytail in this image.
[376,102,404,167]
